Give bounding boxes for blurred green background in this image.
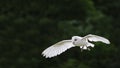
[0,0,120,68]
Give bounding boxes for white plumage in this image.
[42,40,75,58]
[42,34,110,58]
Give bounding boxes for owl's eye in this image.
[74,39,77,41]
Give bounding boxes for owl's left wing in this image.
[85,34,110,44]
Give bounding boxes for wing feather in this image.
[42,40,75,58]
[86,34,110,44]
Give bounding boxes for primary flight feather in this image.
[42,34,110,58]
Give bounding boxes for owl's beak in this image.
[73,42,75,45]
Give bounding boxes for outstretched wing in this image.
[85,34,110,44]
[42,40,75,58]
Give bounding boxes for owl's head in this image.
[71,36,82,44]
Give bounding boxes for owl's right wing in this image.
[42,40,75,58]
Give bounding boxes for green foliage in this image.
[0,0,119,68]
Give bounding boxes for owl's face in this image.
[72,36,82,45]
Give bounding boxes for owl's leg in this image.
[85,45,90,51]
[80,45,88,52]
[80,46,84,52]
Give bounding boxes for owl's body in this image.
[72,36,94,50]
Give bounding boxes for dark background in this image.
[0,0,120,68]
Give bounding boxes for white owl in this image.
[42,34,110,58]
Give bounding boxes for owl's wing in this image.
[42,40,75,58]
[85,34,110,44]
